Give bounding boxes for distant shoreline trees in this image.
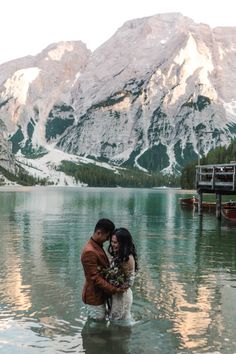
[0,159,180,187]
[0,165,52,186]
[58,160,180,188]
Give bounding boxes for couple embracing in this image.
[81,218,138,322]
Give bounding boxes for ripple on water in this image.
[0,188,236,353]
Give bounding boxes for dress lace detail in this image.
[109,260,135,321]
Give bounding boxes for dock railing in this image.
[196,163,236,192]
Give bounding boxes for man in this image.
[81,218,124,320]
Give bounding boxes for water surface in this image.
[0,187,236,353]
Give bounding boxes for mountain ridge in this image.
[0,13,236,185]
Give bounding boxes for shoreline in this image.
[0,185,196,193]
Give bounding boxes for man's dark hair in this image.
[94,218,115,234]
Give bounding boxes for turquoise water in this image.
[0,187,236,353]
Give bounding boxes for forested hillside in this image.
[58,161,179,188]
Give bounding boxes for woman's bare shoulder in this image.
[123,254,135,272]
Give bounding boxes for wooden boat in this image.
[179,196,198,206]
[221,206,236,222]
[193,201,216,211]
[193,200,236,211]
[180,196,236,211]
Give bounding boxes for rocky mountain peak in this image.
[64,13,236,173]
[0,40,91,150]
[1,13,236,182]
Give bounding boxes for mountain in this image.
[0,41,90,155]
[0,119,15,174]
[1,13,236,184]
[58,13,236,174]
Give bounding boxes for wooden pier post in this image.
[216,193,222,219]
[198,192,202,216]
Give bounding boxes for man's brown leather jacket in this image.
[81,238,118,305]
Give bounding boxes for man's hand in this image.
[116,286,128,293]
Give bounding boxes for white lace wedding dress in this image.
[109,261,135,321]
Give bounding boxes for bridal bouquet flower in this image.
[99,263,129,288]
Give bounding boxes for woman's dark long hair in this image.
[108,227,138,271]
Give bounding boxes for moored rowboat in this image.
[180,197,236,212]
[193,200,236,210]
[193,201,216,210]
[179,196,198,206]
[221,206,236,222]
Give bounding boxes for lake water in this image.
[0,187,236,354]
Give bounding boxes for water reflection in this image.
[0,187,236,353]
[81,319,132,354]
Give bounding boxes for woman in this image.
[107,227,138,321]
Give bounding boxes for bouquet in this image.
[99,263,129,288]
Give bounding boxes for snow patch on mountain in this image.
[16,146,119,186]
[171,34,215,103]
[134,148,149,172]
[223,100,236,118]
[160,39,167,45]
[46,42,75,61]
[111,147,133,162]
[3,67,40,106]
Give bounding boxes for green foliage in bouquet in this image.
[99,264,128,288]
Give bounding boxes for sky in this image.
[1,0,236,65]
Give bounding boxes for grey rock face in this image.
[1,13,236,175]
[58,13,236,173]
[0,41,90,156]
[0,120,16,174]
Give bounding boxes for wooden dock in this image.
[196,163,236,218]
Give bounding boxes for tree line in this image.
[58,161,180,188]
[0,165,52,186]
